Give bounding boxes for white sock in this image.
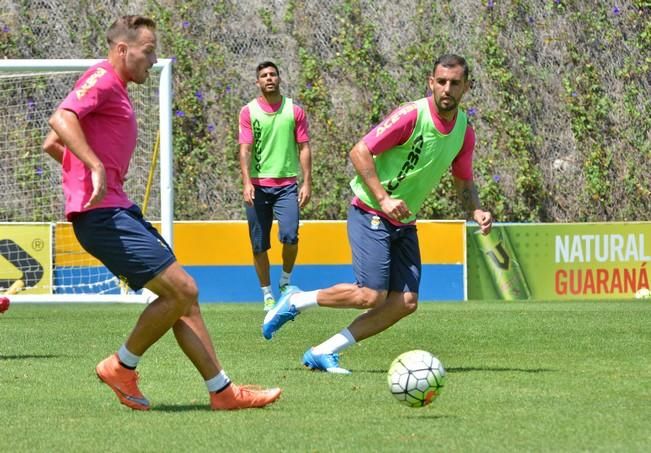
[261,285,273,297]
[117,344,141,369]
[312,328,356,355]
[279,271,291,288]
[290,290,320,312]
[206,370,231,393]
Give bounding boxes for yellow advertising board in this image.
[0,223,52,294]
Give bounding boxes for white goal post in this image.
[0,59,174,303]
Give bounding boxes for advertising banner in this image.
[467,223,650,300]
[175,220,466,302]
[0,223,52,294]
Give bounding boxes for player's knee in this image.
[176,276,199,307]
[355,287,385,309]
[402,293,419,315]
[252,245,270,255]
[278,230,298,245]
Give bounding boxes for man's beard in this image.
[435,96,457,112]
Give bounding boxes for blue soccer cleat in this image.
[302,348,351,375]
[262,285,301,340]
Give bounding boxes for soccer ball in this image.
[635,287,650,299]
[0,296,10,314]
[387,350,445,407]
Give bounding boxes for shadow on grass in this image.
[359,367,556,374]
[153,404,211,412]
[0,354,62,360]
[403,414,455,420]
[447,367,556,373]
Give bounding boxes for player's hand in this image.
[380,197,411,222]
[243,182,255,206]
[473,209,493,235]
[84,164,107,208]
[298,184,311,208]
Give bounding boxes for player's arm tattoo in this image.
[359,168,376,179]
[458,182,482,217]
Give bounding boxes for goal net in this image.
[0,59,173,303]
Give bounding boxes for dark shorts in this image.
[347,205,421,293]
[246,183,299,254]
[72,205,176,291]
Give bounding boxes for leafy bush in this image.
[1,0,648,221]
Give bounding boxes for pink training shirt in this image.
[353,97,476,225]
[239,97,310,187]
[58,60,137,220]
[363,96,475,179]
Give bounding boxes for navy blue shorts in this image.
[246,183,299,254]
[347,205,421,293]
[72,205,176,291]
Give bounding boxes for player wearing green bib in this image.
[239,61,312,311]
[263,55,493,374]
[349,96,468,225]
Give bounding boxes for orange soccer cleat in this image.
[210,383,282,410]
[95,354,150,411]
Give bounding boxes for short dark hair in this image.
[106,15,156,46]
[256,61,280,77]
[433,54,469,80]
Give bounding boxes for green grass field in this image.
[1,301,650,452]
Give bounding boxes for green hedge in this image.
[1,0,649,221]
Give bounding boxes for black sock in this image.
[212,381,232,394]
[118,360,136,370]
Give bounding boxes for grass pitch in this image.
[1,301,649,452]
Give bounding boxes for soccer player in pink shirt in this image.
[239,61,313,311]
[263,54,493,374]
[42,15,281,410]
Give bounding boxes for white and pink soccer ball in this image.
[387,350,445,407]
